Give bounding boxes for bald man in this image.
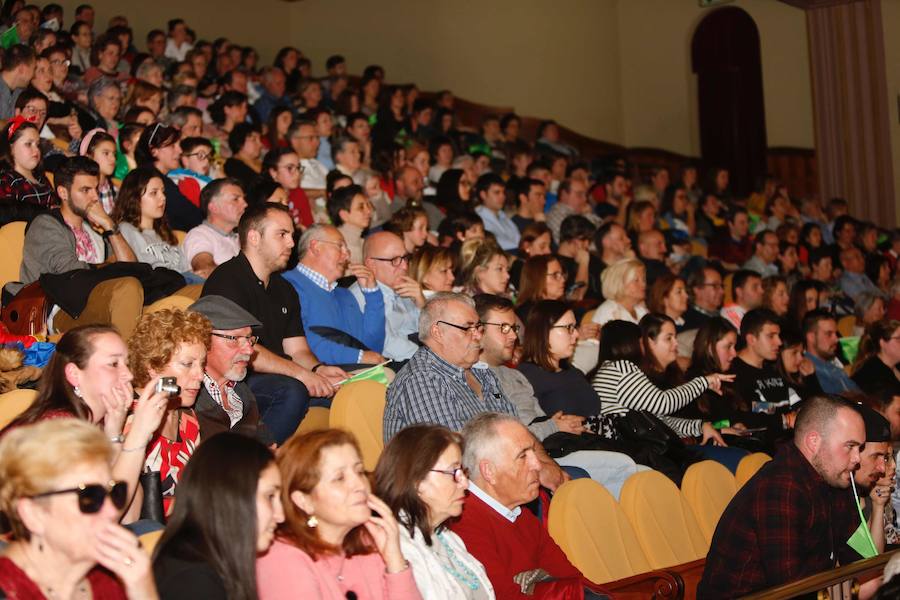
[350,231,423,362]
[700,395,865,598]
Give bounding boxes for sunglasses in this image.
[31,480,128,514]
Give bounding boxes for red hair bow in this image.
[7,114,35,139]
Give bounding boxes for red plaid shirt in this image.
[699,443,861,599]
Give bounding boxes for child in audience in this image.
[0,120,54,208]
[80,128,119,213]
[168,136,214,207]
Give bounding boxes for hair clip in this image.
[147,122,163,147]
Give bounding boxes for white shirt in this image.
[300,157,329,189]
[467,482,521,523]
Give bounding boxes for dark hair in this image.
[208,91,247,126]
[832,214,856,238]
[199,177,243,214]
[1,44,35,73]
[325,169,353,198]
[327,184,364,227]
[753,230,777,253]
[518,222,552,254]
[13,87,47,113]
[647,273,683,315]
[559,215,595,245]
[731,269,761,299]
[228,122,260,155]
[264,105,293,149]
[121,106,153,124]
[4,325,120,429]
[473,172,504,204]
[0,120,38,170]
[474,293,515,321]
[800,307,836,337]
[600,320,642,364]
[788,279,824,325]
[521,300,573,371]
[373,425,463,546]
[726,206,748,224]
[434,168,466,211]
[851,319,900,375]
[179,136,213,157]
[436,211,482,246]
[515,177,544,207]
[690,317,738,374]
[154,432,273,600]
[261,146,297,181]
[592,220,622,251]
[741,308,781,341]
[111,167,176,245]
[325,54,345,71]
[516,255,561,306]
[89,33,120,67]
[53,155,99,195]
[866,254,889,287]
[237,202,291,248]
[330,136,358,166]
[639,313,682,385]
[384,206,427,236]
[761,275,788,315]
[135,123,179,167]
[247,178,282,207]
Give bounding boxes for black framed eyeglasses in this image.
[370,254,412,267]
[437,321,484,335]
[431,467,469,483]
[183,151,212,161]
[31,480,128,514]
[211,332,259,346]
[551,323,579,334]
[482,321,520,335]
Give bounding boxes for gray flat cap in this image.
[189,295,262,330]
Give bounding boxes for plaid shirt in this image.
[384,346,517,440]
[699,443,861,599]
[0,169,55,208]
[202,373,243,428]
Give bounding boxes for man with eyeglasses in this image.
[288,119,328,190]
[350,231,424,363]
[384,292,518,441]
[475,294,642,497]
[188,295,273,445]
[203,203,349,444]
[283,224,386,367]
[683,266,725,330]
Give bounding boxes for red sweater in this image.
[449,492,585,600]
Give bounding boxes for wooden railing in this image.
[741,550,898,599]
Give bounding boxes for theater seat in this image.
[143,294,194,314]
[837,315,856,338]
[0,388,37,429]
[295,406,330,435]
[138,530,164,555]
[619,470,706,569]
[548,478,652,583]
[174,230,188,245]
[680,461,737,548]
[734,452,772,489]
[0,221,26,290]
[723,273,734,305]
[328,380,386,470]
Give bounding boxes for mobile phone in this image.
[155,377,180,396]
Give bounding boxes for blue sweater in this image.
[283,268,385,364]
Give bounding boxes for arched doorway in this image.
[691,7,767,198]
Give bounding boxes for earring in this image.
[306,515,318,528]
[73,386,82,398]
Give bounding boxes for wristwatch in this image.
[101,225,119,238]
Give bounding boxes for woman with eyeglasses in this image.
[135,122,203,231]
[0,418,157,598]
[459,239,511,298]
[3,325,170,523]
[125,309,211,520]
[263,146,314,229]
[153,432,284,599]
[374,425,494,599]
[257,429,421,599]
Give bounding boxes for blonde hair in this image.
[0,419,113,540]
[127,309,212,388]
[458,238,507,293]
[601,258,645,301]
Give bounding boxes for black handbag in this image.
[542,431,622,459]
[139,468,165,524]
[613,410,684,454]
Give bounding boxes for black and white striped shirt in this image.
[592,359,707,437]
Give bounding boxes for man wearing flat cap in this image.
[853,403,896,552]
[189,294,274,446]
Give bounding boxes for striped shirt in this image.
[591,359,707,437]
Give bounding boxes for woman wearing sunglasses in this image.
[4,324,170,524]
[374,424,494,599]
[153,432,284,599]
[257,429,421,599]
[0,418,157,598]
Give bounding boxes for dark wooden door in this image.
[691,7,767,198]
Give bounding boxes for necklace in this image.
[335,553,347,582]
[20,546,90,600]
[436,531,481,591]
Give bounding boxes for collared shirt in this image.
[805,352,860,395]
[545,202,600,244]
[839,271,882,304]
[384,346,518,440]
[699,443,860,598]
[466,481,521,523]
[202,253,304,359]
[475,205,521,251]
[300,158,329,189]
[350,281,420,361]
[202,373,243,427]
[743,255,779,278]
[295,262,336,292]
[720,303,747,330]
[182,221,240,267]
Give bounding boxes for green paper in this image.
[839,336,860,364]
[0,25,19,49]
[345,364,388,385]
[847,499,878,558]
